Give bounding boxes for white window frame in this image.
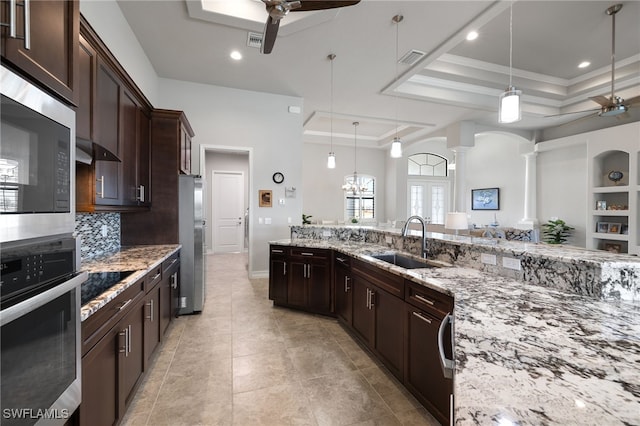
[344,174,376,223]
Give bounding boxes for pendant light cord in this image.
[329,54,335,152]
[393,15,403,140]
[508,1,513,88]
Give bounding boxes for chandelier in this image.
[341,122,368,195]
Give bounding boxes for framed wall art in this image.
[471,188,500,210]
[259,190,272,207]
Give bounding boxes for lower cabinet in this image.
[143,284,161,369]
[160,253,180,336]
[334,254,352,325]
[269,246,288,304]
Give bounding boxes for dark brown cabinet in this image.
[118,297,146,410]
[180,125,192,175]
[334,254,352,325]
[404,281,454,425]
[143,265,162,370]
[77,34,96,141]
[287,248,331,314]
[160,253,180,336]
[1,0,79,105]
[269,246,288,304]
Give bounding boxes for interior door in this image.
[212,171,244,253]
[408,180,450,225]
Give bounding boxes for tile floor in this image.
[121,253,440,426]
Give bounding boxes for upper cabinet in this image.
[75,16,152,212]
[1,0,79,105]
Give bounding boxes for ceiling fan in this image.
[259,0,360,54]
[547,3,640,120]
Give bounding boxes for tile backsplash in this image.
[76,213,120,260]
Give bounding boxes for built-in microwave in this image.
[0,66,76,243]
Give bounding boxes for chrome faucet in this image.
[401,215,428,258]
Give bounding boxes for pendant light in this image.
[390,14,403,158]
[342,122,367,195]
[327,54,337,169]
[498,1,522,124]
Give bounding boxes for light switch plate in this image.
[265,217,272,225]
[503,257,521,270]
[481,253,497,265]
[322,230,331,237]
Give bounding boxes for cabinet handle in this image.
[415,294,435,306]
[137,185,145,202]
[369,290,375,309]
[365,288,370,309]
[412,311,432,324]
[118,329,127,353]
[170,272,178,289]
[336,257,348,265]
[8,0,16,38]
[146,299,154,321]
[344,276,351,292]
[438,313,455,379]
[117,298,132,312]
[23,0,30,50]
[307,264,312,279]
[283,262,287,276]
[96,176,105,198]
[127,324,132,356]
[449,394,454,426]
[272,249,284,254]
[301,252,314,256]
[151,272,161,282]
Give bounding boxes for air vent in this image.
[247,32,263,49]
[398,49,425,66]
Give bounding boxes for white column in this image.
[518,151,538,229]
[452,147,469,212]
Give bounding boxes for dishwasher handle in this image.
[438,312,455,379]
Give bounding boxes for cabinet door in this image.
[307,260,331,314]
[159,274,171,336]
[95,58,120,157]
[351,277,374,347]
[94,160,121,204]
[335,265,352,325]
[1,0,79,104]
[269,256,288,304]
[374,287,404,380]
[120,89,139,205]
[287,260,307,308]
[405,306,452,425]
[137,109,151,205]
[180,126,191,174]
[119,298,145,409]
[80,326,120,426]
[143,285,161,370]
[77,34,96,141]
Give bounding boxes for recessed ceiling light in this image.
[578,61,590,68]
[230,50,242,60]
[466,31,479,41]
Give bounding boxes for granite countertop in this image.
[271,238,640,425]
[80,244,181,321]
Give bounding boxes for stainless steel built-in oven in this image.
[1,236,87,425]
[0,66,76,243]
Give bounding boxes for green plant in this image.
[351,217,358,224]
[542,219,574,244]
[302,214,312,225]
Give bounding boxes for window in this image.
[344,174,375,221]
[408,153,448,177]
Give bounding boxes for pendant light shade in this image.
[327,54,337,168]
[390,137,402,158]
[499,86,522,123]
[327,152,336,169]
[498,2,522,124]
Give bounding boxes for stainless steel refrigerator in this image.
[178,175,206,314]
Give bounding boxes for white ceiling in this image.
[116,0,640,150]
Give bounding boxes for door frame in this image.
[407,177,452,225]
[211,170,245,253]
[200,144,254,273]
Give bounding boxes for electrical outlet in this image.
[101,224,108,237]
[481,253,497,265]
[503,257,521,270]
[265,217,272,225]
[322,230,331,237]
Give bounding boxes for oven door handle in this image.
[1,271,88,326]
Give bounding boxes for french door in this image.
[408,180,450,225]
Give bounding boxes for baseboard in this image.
[250,270,269,279]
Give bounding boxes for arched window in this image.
[408,153,448,176]
[344,174,375,221]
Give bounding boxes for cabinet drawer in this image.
[270,245,288,258]
[405,280,453,318]
[145,265,162,292]
[334,253,351,268]
[290,247,329,260]
[352,258,404,298]
[82,277,145,356]
[162,252,180,274]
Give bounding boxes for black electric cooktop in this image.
[81,271,135,305]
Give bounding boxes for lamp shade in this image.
[445,212,468,231]
[327,152,336,169]
[498,86,522,123]
[390,137,402,158]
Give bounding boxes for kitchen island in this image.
[271,236,640,425]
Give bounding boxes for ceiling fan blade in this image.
[553,111,600,128]
[589,95,612,107]
[624,95,640,106]
[261,15,280,54]
[544,108,600,118]
[292,1,360,12]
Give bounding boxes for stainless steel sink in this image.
[369,253,436,269]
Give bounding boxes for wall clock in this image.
[272,172,284,184]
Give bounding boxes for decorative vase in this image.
[607,170,623,185]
